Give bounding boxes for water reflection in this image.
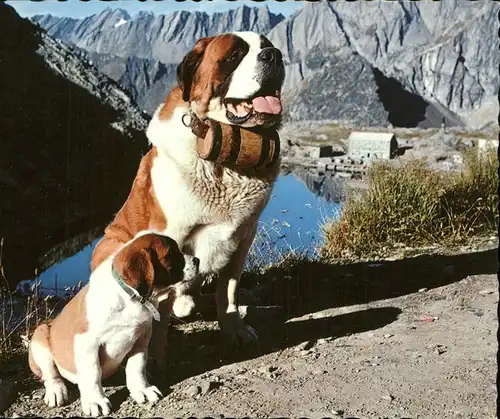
[19,173,342,295]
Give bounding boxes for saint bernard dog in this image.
[29,233,200,416]
[90,31,285,366]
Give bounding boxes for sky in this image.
[6,0,305,19]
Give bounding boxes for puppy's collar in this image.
[111,264,161,322]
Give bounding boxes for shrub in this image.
[320,147,498,260]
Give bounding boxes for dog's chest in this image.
[150,155,273,272]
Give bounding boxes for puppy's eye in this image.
[226,51,238,62]
[166,255,184,277]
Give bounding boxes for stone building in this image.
[347,131,398,161]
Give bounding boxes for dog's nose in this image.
[258,47,282,65]
[192,257,200,269]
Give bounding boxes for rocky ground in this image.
[279,120,498,173]
[2,243,497,419]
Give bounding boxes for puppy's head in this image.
[113,233,200,318]
[177,31,285,128]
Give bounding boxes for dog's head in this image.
[113,233,200,317]
[177,31,285,128]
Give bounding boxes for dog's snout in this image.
[258,47,282,65]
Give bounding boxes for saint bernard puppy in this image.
[90,31,285,366]
[29,233,200,416]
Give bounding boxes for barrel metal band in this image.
[267,130,280,167]
[206,122,223,161]
[228,125,242,165]
[255,129,270,168]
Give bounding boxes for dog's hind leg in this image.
[29,323,69,407]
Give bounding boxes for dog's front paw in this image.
[43,378,69,407]
[129,385,163,404]
[219,311,259,346]
[80,395,112,417]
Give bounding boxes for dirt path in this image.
[3,247,498,419]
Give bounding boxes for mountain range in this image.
[33,6,285,114]
[32,1,498,129]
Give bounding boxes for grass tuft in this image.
[1,272,83,365]
[320,147,498,260]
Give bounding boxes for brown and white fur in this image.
[90,31,285,364]
[28,233,200,416]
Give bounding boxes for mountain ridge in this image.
[31,1,498,128]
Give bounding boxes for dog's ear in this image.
[177,37,214,102]
[114,248,155,297]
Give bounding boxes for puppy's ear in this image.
[177,37,214,102]
[114,248,154,297]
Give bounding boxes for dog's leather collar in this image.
[186,111,211,139]
[111,264,161,321]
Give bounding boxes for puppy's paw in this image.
[43,378,69,407]
[172,294,195,318]
[80,395,112,417]
[129,385,163,404]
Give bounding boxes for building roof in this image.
[348,131,396,142]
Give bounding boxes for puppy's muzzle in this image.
[168,255,202,318]
[183,255,201,283]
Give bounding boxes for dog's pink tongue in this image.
[252,96,282,115]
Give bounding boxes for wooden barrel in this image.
[196,121,280,168]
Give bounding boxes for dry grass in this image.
[0,243,83,365]
[246,217,311,272]
[320,147,498,260]
[0,283,54,363]
[450,130,498,140]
